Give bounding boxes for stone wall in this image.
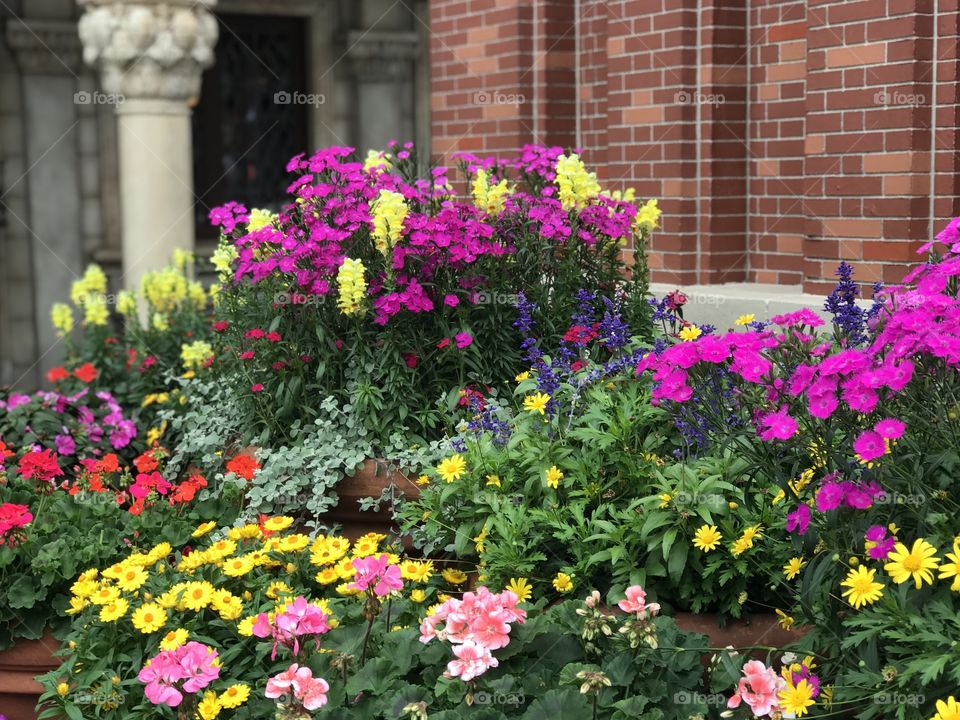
[0,0,428,391]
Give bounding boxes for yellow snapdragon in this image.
[247,208,276,232]
[555,153,600,210]
[181,341,214,370]
[363,149,393,172]
[51,302,74,337]
[471,168,512,215]
[371,189,408,254]
[634,198,661,233]
[336,258,366,316]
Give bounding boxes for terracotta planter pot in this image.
[328,458,421,541]
[674,612,808,655]
[0,631,61,720]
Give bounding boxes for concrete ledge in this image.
[648,282,867,329]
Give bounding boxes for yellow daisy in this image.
[182,581,215,611]
[485,474,501,488]
[436,454,467,483]
[116,566,149,593]
[735,314,755,326]
[932,696,960,720]
[131,603,167,633]
[938,540,960,592]
[315,567,340,585]
[192,521,217,538]
[552,572,573,593]
[778,679,816,717]
[506,577,533,603]
[197,690,221,720]
[545,465,563,489]
[784,557,806,580]
[841,566,884,609]
[262,516,294,533]
[223,555,255,578]
[884,538,940,588]
[99,597,129,623]
[160,628,189,651]
[219,683,250,709]
[442,568,468,585]
[523,392,550,415]
[679,325,702,342]
[693,525,722,553]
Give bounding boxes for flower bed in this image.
[5,145,960,719]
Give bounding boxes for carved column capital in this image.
[77,0,219,104]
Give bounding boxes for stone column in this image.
[77,0,218,289]
[5,18,85,383]
[346,30,420,152]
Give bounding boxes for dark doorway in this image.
[192,12,310,243]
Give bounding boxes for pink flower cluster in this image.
[419,586,527,682]
[138,641,220,707]
[636,213,960,461]
[253,596,331,659]
[211,145,644,328]
[265,663,329,711]
[865,525,897,560]
[347,554,403,596]
[726,660,785,716]
[617,584,661,618]
[815,474,885,512]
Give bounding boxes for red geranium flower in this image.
[225,454,260,481]
[18,449,63,483]
[134,450,161,474]
[73,362,98,383]
[46,366,70,383]
[96,453,120,473]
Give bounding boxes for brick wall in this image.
[428,0,960,292]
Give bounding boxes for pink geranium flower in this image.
[266,664,329,711]
[348,554,403,596]
[138,642,220,707]
[253,595,331,659]
[727,660,785,717]
[446,640,498,682]
[617,584,660,618]
[419,586,526,682]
